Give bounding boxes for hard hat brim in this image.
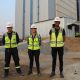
[54,20,60,22]
[31,28,37,29]
[6,26,13,28]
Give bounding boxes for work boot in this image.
[16,68,21,73]
[4,69,9,78]
[50,72,55,77]
[37,71,41,76]
[4,73,8,78]
[60,72,64,78]
[18,72,24,76]
[27,71,32,75]
[16,68,24,76]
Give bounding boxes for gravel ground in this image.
[0,40,80,80]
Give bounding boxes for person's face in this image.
[31,28,37,34]
[7,27,13,32]
[54,21,60,27]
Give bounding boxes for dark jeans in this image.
[28,49,40,73]
[4,48,21,73]
[51,47,64,73]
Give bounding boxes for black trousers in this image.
[51,47,64,73]
[4,48,21,73]
[28,49,40,73]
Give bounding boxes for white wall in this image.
[25,0,30,37]
[39,0,48,21]
[33,0,38,22]
[15,0,23,39]
[36,20,53,37]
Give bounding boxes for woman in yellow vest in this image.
[2,22,23,78]
[27,24,41,76]
[49,17,66,78]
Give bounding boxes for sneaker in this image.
[50,72,55,77]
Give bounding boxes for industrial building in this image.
[15,0,77,39]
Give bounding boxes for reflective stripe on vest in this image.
[15,66,21,69]
[5,32,17,48]
[50,28,64,47]
[28,34,40,50]
[4,67,10,70]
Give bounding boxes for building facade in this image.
[15,0,77,38]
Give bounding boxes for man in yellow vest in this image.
[49,17,66,78]
[2,22,22,77]
[27,24,41,76]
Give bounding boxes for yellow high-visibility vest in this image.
[28,34,40,50]
[5,32,17,48]
[50,28,64,47]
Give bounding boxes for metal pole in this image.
[77,0,79,21]
[30,0,33,26]
[37,0,39,22]
[22,0,25,39]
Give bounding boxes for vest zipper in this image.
[55,32,57,47]
[32,38,34,50]
[56,36,57,47]
[10,40,11,48]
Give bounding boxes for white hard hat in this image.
[54,17,61,22]
[31,24,37,29]
[6,22,13,28]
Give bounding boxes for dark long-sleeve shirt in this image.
[2,31,20,45]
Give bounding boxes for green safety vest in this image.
[28,34,40,50]
[5,32,17,48]
[50,28,64,47]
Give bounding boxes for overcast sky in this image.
[0,0,15,34]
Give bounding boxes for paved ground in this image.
[0,41,80,80]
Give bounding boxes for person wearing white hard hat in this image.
[27,24,41,75]
[31,24,37,29]
[2,22,23,77]
[49,17,66,78]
